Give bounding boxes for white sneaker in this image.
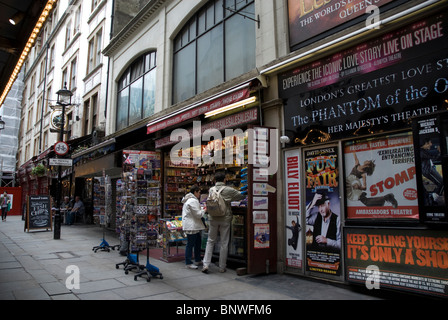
[186,264,198,269]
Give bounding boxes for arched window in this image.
[173,0,255,104]
[116,51,156,131]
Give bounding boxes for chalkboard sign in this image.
[25,195,52,232]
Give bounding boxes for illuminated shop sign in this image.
[287,0,394,49]
[280,13,448,144]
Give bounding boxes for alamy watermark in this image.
[365,265,381,290]
[169,122,279,176]
[65,265,80,290]
[366,5,381,30]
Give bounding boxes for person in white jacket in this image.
[182,185,206,269]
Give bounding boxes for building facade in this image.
[14,0,448,298]
[17,0,113,199]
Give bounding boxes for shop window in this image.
[172,0,255,104]
[116,51,157,131]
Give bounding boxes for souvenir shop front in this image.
[125,79,279,274]
[277,6,448,298]
[71,126,152,227]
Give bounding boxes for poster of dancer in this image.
[304,146,341,277]
[344,132,419,220]
[285,149,302,269]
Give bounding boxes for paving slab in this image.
[0,216,412,302]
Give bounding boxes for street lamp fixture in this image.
[54,84,72,240]
[56,85,73,106]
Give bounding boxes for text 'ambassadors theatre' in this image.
[266,0,448,299]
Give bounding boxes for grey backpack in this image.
[206,187,227,217]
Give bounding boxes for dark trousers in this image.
[1,207,7,220]
[185,232,202,265]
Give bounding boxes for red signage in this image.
[54,141,69,156]
[147,87,250,134]
[155,108,258,148]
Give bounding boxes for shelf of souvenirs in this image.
[161,217,187,242]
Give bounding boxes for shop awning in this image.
[71,138,116,160]
[73,152,121,178]
[146,81,255,135]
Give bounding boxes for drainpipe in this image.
[39,43,50,155]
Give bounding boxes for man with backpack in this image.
[202,172,246,273]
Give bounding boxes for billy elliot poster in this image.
[344,132,419,220]
[285,149,303,269]
[305,146,341,276]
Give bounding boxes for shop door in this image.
[302,144,343,281]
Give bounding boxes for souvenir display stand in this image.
[134,220,163,281]
[93,175,119,252]
[115,151,163,279]
[92,235,120,253]
[160,218,186,262]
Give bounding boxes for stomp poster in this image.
[343,132,419,220]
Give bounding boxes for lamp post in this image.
[54,84,72,240]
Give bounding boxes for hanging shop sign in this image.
[345,227,448,298]
[412,111,448,224]
[285,149,303,269]
[343,132,419,220]
[50,110,68,131]
[280,12,448,145]
[304,146,341,277]
[147,86,250,134]
[287,0,394,49]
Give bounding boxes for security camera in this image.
[280,136,290,144]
